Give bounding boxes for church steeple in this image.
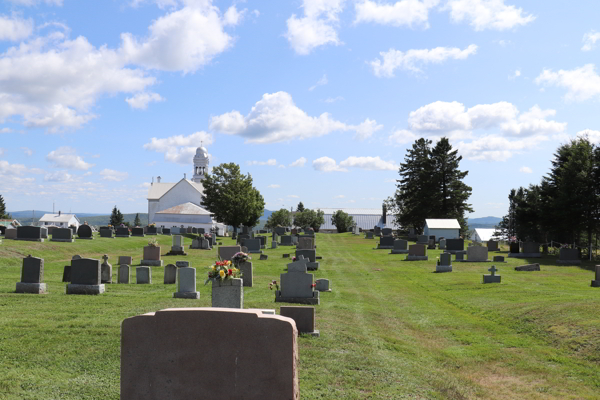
[192,142,209,183]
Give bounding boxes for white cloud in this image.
[0,14,34,41]
[287,194,299,198]
[285,0,345,55]
[519,166,532,173]
[444,0,535,31]
[247,159,277,166]
[290,157,307,167]
[354,118,383,140]
[0,127,12,133]
[354,0,439,28]
[223,5,245,26]
[457,134,546,161]
[267,184,280,188]
[576,129,600,144]
[309,74,328,91]
[370,44,477,77]
[339,156,396,170]
[21,146,32,156]
[44,170,72,182]
[120,1,236,73]
[210,91,378,144]
[313,156,347,172]
[508,69,521,80]
[582,30,600,51]
[324,96,344,103]
[143,131,214,164]
[388,129,419,145]
[6,0,62,5]
[46,146,94,170]
[99,168,129,182]
[334,194,345,198]
[125,92,164,109]
[535,64,600,102]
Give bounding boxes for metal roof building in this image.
[317,208,399,231]
[424,219,461,240]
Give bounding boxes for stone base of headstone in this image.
[427,244,436,250]
[557,260,582,265]
[515,264,540,271]
[132,234,145,237]
[141,259,163,266]
[279,243,294,246]
[376,245,394,250]
[405,255,428,261]
[508,253,541,258]
[390,249,409,254]
[435,265,452,273]
[275,290,319,305]
[306,262,319,271]
[166,250,187,256]
[66,284,105,294]
[146,233,157,235]
[173,291,200,299]
[15,238,44,242]
[483,275,501,284]
[118,265,131,284]
[136,267,152,284]
[248,250,263,254]
[76,237,94,240]
[16,282,47,294]
[315,279,331,292]
[50,238,75,242]
[444,249,464,254]
[239,262,252,287]
[212,278,243,308]
[62,265,71,282]
[116,235,131,238]
[591,280,600,287]
[459,258,491,263]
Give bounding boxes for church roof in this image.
[156,202,212,215]
[147,179,204,200]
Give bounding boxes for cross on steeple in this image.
[488,265,498,276]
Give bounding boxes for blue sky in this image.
[1,0,599,217]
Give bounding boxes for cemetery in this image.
[0,231,599,399]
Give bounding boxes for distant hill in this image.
[259,209,273,220]
[467,216,502,229]
[10,210,149,227]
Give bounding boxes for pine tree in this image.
[110,206,124,226]
[296,202,305,212]
[134,213,141,227]
[0,194,9,219]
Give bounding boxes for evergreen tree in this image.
[331,210,354,233]
[201,163,265,232]
[110,206,124,226]
[0,194,10,219]
[265,209,292,229]
[296,202,305,212]
[134,213,141,227]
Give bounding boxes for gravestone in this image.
[390,239,409,254]
[427,238,436,250]
[439,238,446,250]
[16,255,47,294]
[280,235,293,246]
[295,249,319,270]
[315,278,331,292]
[374,226,381,237]
[365,231,374,239]
[131,227,145,237]
[377,236,395,249]
[509,242,520,254]
[591,266,600,287]
[509,242,541,258]
[119,256,133,265]
[466,246,489,262]
[274,227,286,236]
[416,235,428,245]
[241,246,248,253]
[239,261,253,287]
[192,228,197,234]
[515,263,540,271]
[186,227,193,234]
[118,264,131,284]
[147,226,158,235]
[259,254,268,260]
[51,227,74,242]
[40,227,48,239]
[164,264,177,284]
[275,257,319,305]
[16,226,44,242]
[493,255,506,263]
[445,239,464,253]
[291,235,298,245]
[244,239,262,254]
[142,246,163,266]
[405,244,428,261]
[258,235,267,249]
[62,265,71,282]
[67,258,104,294]
[212,278,243,308]
[120,308,298,400]
[5,228,16,239]
[166,235,187,256]
[116,227,130,238]
[163,228,171,235]
[136,266,152,284]
[171,227,181,235]
[218,245,241,261]
[176,261,189,268]
[455,251,466,261]
[483,265,501,284]
[557,248,581,265]
[99,227,114,238]
[436,253,452,273]
[197,228,205,234]
[77,225,93,240]
[190,237,211,250]
[271,241,278,249]
[283,254,290,258]
[382,228,392,236]
[280,306,319,337]
[101,254,112,283]
[487,240,499,251]
[297,237,315,250]
[174,267,200,299]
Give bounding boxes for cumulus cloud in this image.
[582,30,600,51]
[313,156,347,172]
[354,0,440,28]
[21,147,33,156]
[535,64,600,102]
[210,91,379,144]
[456,135,545,161]
[509,69,521,80]
[6,0,62,5]
[125,92,164,109]
[443,0,535,31]
[267,184,280,188]
[143,131,213,164]
[44,170,73,182]
[0,14,34,41]
[290,157,307,167]
[247,159,277,166]
[223,5,246,26]
[339,156,396,170]
[287,194,299,198]
[309,74,328,91]
[324,96,344,103]
[519,166,532,173]
[285,0,345,55]
[354,118,383,140]
[99,168,129,181]
[370,44,477,77]
[576,129,600,144]
[388,129,419,145]
[334,194,345,198]
[46,146,94,170]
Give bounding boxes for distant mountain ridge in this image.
[466,216,502,229]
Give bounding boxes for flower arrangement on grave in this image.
[231,252,251,268]
[205,260,241,285]
[149,223,156,227]
[147,238,159,247]
[268,280,279,291]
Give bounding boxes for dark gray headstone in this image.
[71,258,101,285]
[132,227,145,237]
[77,225,93,238]
[295,249,316,263]
[17,226,42,239]
[510,242,520,253]
[52,228,73,240]
[21,255,44,283]
[446,239,464,251]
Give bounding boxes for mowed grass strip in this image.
[0,233,598,399]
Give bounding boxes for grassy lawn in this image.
[0,233,599,399]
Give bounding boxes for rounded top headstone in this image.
[77,224,93,238]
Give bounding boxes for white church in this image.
[147,145,226,235]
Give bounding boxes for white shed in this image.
[471,228,500,243]
[38,212,80,229]
[424,219,461,241]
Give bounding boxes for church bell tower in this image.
[192,144,209,183]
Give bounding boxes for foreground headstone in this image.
[483,265,501,284]
[120,308,298,400]
[174,267,200,299]
[131,227,145,237]
[557,248,581,265]
[99,227,114,238]
[515,263,540,271]
[295,249,319,270]
[51,227,74,242]
[297,237,315,250]
[592,266,600,287]
[275,258,319,305]
[466,246,490,262]
[212,278,243,308]
[67,258,104,294]
[280,306,319,337]
[116,227,130,238]
[244,238,263,254]
[16,255,47,294]
[280,235,293,246]
[136,266,152,284]
[405,244,428,261]
[142,245,163,266]
[119,256,133,265]
[5,228,17,239]
[365,231,374,239]
[436,253,452,273]
[118,265,131,284]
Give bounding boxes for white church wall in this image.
[148,181,203,224]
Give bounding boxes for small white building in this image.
[153,202,225,234]
[38,212,80,229]
[471,228,500,243]
[424,219,461,240]
[316,207,400,231]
